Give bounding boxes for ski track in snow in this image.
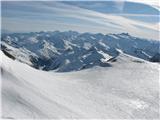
[1,51,159,119]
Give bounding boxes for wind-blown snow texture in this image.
[1,50,159,119]
[1,31,160,72]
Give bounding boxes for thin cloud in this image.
[1,1,159,40]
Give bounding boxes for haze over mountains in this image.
[1,31,160,72]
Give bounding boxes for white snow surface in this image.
[1,51,159,119]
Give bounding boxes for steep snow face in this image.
[1,51,159,119]
[1,31,160,72]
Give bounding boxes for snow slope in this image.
[1,51,159,119]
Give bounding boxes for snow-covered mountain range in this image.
[1,31,159,72]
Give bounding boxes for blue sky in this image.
[1,0,159,40]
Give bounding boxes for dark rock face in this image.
[150,53,160,62]
[2,49,15,60]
